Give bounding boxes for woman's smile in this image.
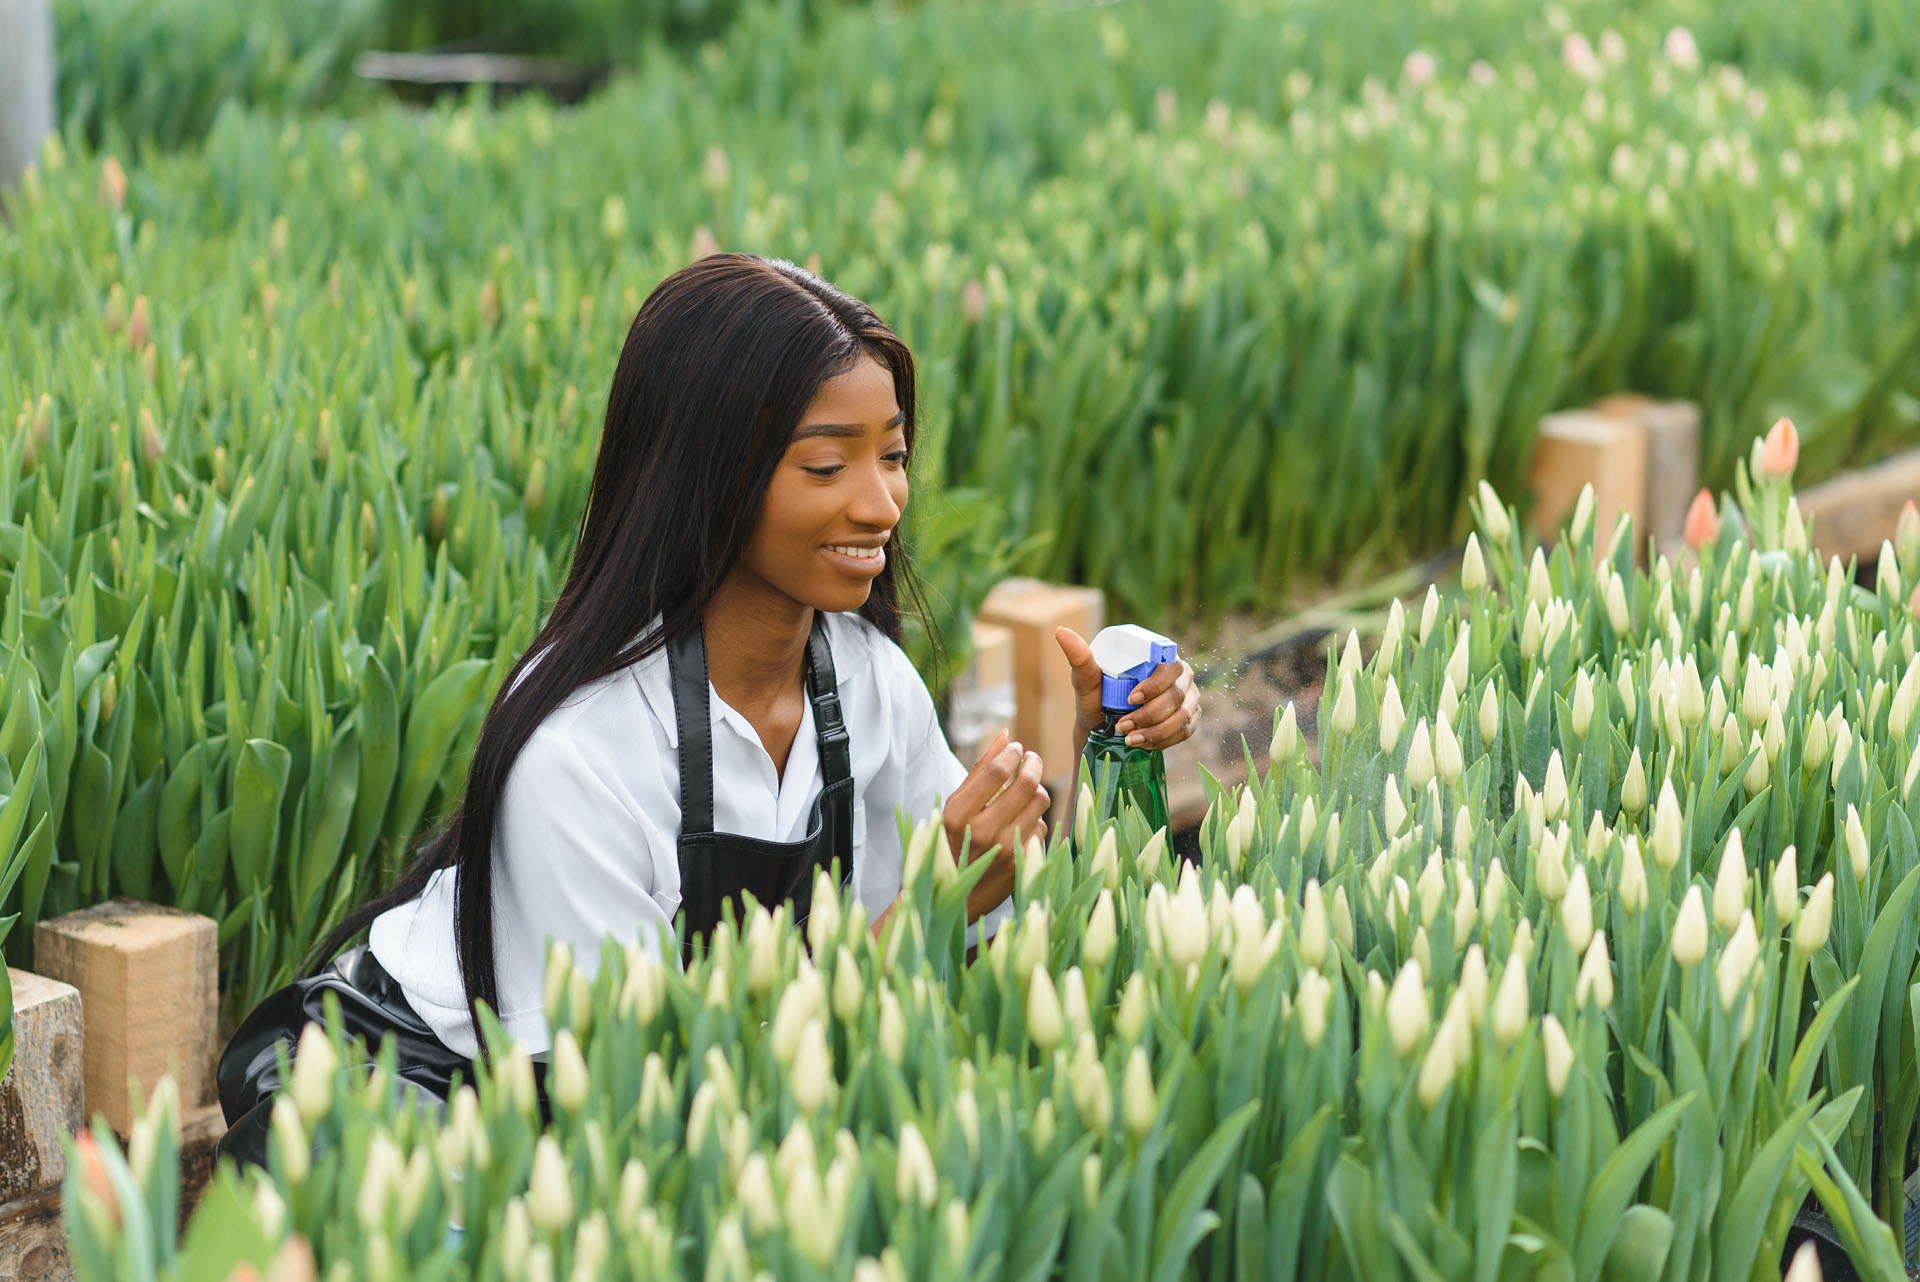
[823,541,888,575]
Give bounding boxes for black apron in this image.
[667,610,855,962]
[212,612,855,1168]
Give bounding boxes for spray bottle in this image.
[1080,624,1177,833]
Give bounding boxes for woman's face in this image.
[734,353,910,614]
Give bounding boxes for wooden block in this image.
[1525,411,1649,557]
[1592,395,1700,551]
[0,1186,69,1282]
[946,620,1017,766]
[33,899,218,1136]
[1797,447,1920,568]
[0,970,83,1205]
[976,579,1105,790]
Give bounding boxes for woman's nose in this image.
[849,461,904,527]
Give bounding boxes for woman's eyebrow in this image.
[793,411,906,441]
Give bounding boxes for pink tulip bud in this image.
[1895,501,1920,570]
[127,296,150,352]
[962,279,986,324]
[1759,417,1798,478]
[691,226,720,261]
[1683,489,1720,550]
[1403,51,1436,87]
[1908,581,1920,622]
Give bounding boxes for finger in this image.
[1115,683,1185,736]
[1133,688,1202,749]
[971,729,1010,768]
[1010,790,1050,843]
[977,749,1045,833]
[946,739,1024,817]
[1124,660,1189,707]
[1055,626,1104,696]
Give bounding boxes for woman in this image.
[214,254,1199,1166]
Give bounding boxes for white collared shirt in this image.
[368,610,1010,1058]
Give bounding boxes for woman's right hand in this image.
[942,731,1049,923]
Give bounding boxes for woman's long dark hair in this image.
[310,254,934,1060]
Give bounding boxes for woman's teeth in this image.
[827,545,882,559]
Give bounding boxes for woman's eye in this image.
[803,465,845,478]
[885,450,911,465]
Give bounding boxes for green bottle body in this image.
[1081,713,1170,832]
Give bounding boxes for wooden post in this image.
[0,969,82,1282]
[1591,394,1700,556]
[33,900,218,1137]
[1797,448,1920,569]
[946,620,1017,767]
[1526,411,1650,558]
[975,580,1105,801]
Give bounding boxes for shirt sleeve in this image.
[860,628,1014,944]
[492,726,680,1053]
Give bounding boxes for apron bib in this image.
[667,610,856,963]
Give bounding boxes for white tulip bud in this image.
[270,1095,310,1185]
[1299,881,1330,969]
[551,1028,590,1115]
[1378,600,1406,675]
[735,1153,778,1234]
[1122,1047,1157,1140]
[1617,835,1648,915]
[878,988,907,1064]
[1783,1241,1823,1282]
[1605,571,1631,634]
[1491,957,1528,1047]
[1542,1015,1575,1097]
[1270,703,1301,768]
[1526,548,1552,611]
[833,947,864,1024]
[1458,945,1489,1027]
[1062,967,1092,1040]
[1331,672,1358,736]
[1136,827,1168,876]
[1448,625,1473,693]
[1331,885,1355,954]
[1419,585,1441,644]
[1482,858,1509,925]
[1615,660,1637,723]
[1386,961,1430,1056]
[1571,671,1595,738]
[1116,971,1149,1043]
[1829,719,1853,787]
[1478,481,1512,545]
[1478,681,1501,745]
[1416,1000,1467,1108]
[1535,826,1569,903]
[288,1023,339,1126]
[1165,873,1208,971]
[1521,601,1545,661]
[1561,865,1593,955]
[1379,678,1406,753]
[1083,891,1117,969]
[1296,970,1333,1047]
[1461,533,1488,591]
[895,1122,938,1209]
[1678,658,1706,727]
[1575,931,1613,1009]
[1619,748,1648,815]
[1671,886,1709,967]
[1224,811,1252,872]
[1844,805,1869,881]
[1795,873,1834,957]
[1027,968,1064,1054]
[1433,711,1464,784]
[1070,1037,1113,1132]
[1405,718,1435,791]
[1452,872,1479,943]
[1651,778,1683,870]
[1384,775,1409,836]
[1712,829,1749,931]
[500,1199,532,1280]
[1715,911,1761,1011]
[1542,751,1568,820]
[1771,846,1798,926]
[1741,731,1770,796]
[529,1136,574,1232]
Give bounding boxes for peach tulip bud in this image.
[1759,417,1799,479]
[1683,489,1719,550]
[691,225,720,260]
[1403,50,1436,86]
[99,156,128,210]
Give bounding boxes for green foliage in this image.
[57,437,1920,1280]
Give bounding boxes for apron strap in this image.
[668,612,849,837]
[667,621,717,836]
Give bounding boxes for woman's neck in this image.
[700,574,814,714]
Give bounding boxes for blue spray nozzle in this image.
[1089,624,1179,711]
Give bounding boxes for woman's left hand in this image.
[1056,626,1201,750]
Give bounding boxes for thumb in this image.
[971,729,1010,768]
[1055,626,1102,694]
